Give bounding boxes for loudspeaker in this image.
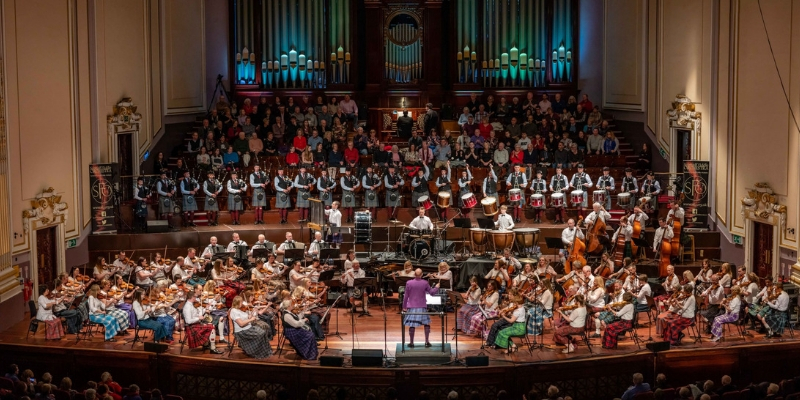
[146,220,169,233]
[351,349,383,367]
[646,341,671,353]
[465,355,489,367]
[144,342,169,354]
[441,103,455,120]
[320,356,344,367]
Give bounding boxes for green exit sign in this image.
[732,235,743,245]
[66,239,78,249]
[659,147,668,159]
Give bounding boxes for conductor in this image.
[402,268,440,348]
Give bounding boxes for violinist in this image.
[230,295,272,358]
[250,259,271,282]
[597,281,625,330]
[182,290,223,354]
[586,276,606,338]
[601,292,636,349]
[289,260,310,291]
[633,274,652,313]
[655,281,685,335]
[695,258,714,290]
[560,219,585,261]
[662,284,696,345]
[760,281,790,338]
[150,253,171,286]
[112,275,135,302]
[557,265,594,295]
[428,262,453,292]
[292,282,327,341]
[393,260,416,307]
[168,276,189,303]
[99,279,133,332]
[611,216,633,269]
[113,250,133,275]
[484,259,510,294]
[718,263,733,294]
[265,253,287,276]
[681,270,695,290]
[93,257,114,282]
[465,280,500,337]
[740,272,760,333]
[488,294,527,354]
[732,266,749,288]
[214,258,246,308]
[248,283,280,335]
[134,257,155,289]
[700,275,725,333]
[620,263,640,293]
[132,289,174,344]
[69,266,91,289]
[525,279,554,337]
[554,294,587,353]
[512,263,535,289]
[710,286,742,342]
[457,276,482,332]
[37,285,66,340]
[281,291,319,360]
[201,281,229,342]
[87,284,124,342]
[51,275,82,334]
[170,257,192,283]
[184,248,207,286]
[534,257,558,278]
[655,265,681,312]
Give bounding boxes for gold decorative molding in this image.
[106,97,142,134]
[21,187,69,234]
[666,94,701,131]
[741,182,786,227]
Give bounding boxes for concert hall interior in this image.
[3,0,800,399]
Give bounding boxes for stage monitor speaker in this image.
[441,103,454,120]
[646,341,670,353]
[465,355,489,367]
[146,220,169,233]
[352,349,383,367]
[144,342,169,353]
[320,356,344,367]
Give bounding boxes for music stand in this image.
[544,237,565,253]
[320,249,339,263]
[453,218,472,257]
[212,251,235,262]
[632,237,649,261]
[252,248,272,260]
[284,249,305,264]
[446,290,466,365]
[477,218,495,230]
[354,277,375,317]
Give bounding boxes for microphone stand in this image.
[321,292,345,354]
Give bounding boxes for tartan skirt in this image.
[89,313,120,340]
[159,196,173,215]
[235,325,272,359]
[663,316,693,344]
[457,304,481,331]
[598,310,618,324]
[364,190,379,207]
[228,193,244,211]
[107,308,130,331]
[404,308,431,327]
[138,318,169,342]
[222,281,246,308]
[276,191,292,208]
[185,323,214,348]
[342,190,358,208]
[495,322,526,348]
[602,319,633,348]
[55,309,82,334]
[183,195,198,212]
[44,318,65,340]
[711,311,739,338]
[205,195,220,211]
[296,190,311,207]
[526,305,553,335]
[117,303,137,328]
[284,326,318,360]
[467,309,497,336]
[386,190,402,207]
[766,310,789,334]
[252,188,267,207]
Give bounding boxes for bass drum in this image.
[409,239,431,260]
[354,211,372,244]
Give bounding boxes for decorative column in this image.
[106,98,143,176]
[740,183,787,278]
[0,57,16,304]
[21,188,70,294]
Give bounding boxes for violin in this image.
[499,302,518,317]
[75,274,91,283]
[117,282,134,290]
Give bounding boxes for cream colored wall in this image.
[603,0,646,111]
[163,0,206,115]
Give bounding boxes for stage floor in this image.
[4,299,795,367]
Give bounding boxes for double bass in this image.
[586,209,607,255]
[566,217,587,273]
[630,211,643,259]
[657,224,672,277]
[669,195,685,257]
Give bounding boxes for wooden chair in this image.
[26,300,41,339]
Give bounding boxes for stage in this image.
[3,298,800,400]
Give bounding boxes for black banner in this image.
[90,163,118,234]
[682,160,710,229]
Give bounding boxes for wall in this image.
[162,0,206,115]
[577,0,603,102]
[205,0,231,104]
[602,0,646,111]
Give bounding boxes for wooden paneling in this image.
[163,0,207,114]
[603,0,645,110]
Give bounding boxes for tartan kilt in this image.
[210,308,229,336]
[663,316,693,344]
[602,319,633,348]
[235,326,272,359]
[222,282,245,308]
[185,323,214,348]
[159,196,173,215]
[711,311,739,337]
[457,304,481,331]
[598,310,618,324]
[183,195,198,212]
[107,308,130,331]
[296,190,311,207]
[44,318,65,340]
[342,190,358,208]
[467,309,497,335]
[386,190,402,207]
[284,326,318,360]
[252,188,267,207]
[485,319,511,346]
[276,191,292,208]
[364,190,379,207]
[766,310,789,334]
[411,191,428,207]
[205,195,220,211]
[403,307,431,327]
[228,194,244,211]
[320,191,334,206]
[495,322,526,348]
[526,304,553,335]
[89,313,119,340]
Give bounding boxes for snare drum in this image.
[530,193,545,208]
[593,190,606,204]
[508,188,523,202]
[481,197,499,216]
[418,195,433,210]
[570,190,585,206]
[489,230,515,252]
[551,193,565,207]
[461,193,477,208]
[437,192,451,208]
[617,192,632,206]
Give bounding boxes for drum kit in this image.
[393,223,446,261]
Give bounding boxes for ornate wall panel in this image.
[163,0,207,114]
[603,0,645,110]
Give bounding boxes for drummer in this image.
[411,164,431,209]
[549,167,569,224]
[435,162,453,220]
[409,207,434,231]
[569,164,592,218]
[457,165,474,216]
[529,169,548,224]
[595,167,615,210]
[481,168,500,205]
[640,171,661,219]
[505,164,528,223]
[494,205,515,231]
[619,168,638,212]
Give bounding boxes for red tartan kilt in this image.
[186,323,214,348]
[663,316,693,343]
[222,281,245,308]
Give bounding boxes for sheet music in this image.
[425,293,442,305]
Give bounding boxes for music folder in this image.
[453,218,472,229]
[544,237,566,250]
[320,249,339,262]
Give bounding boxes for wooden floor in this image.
[3,300,795,368]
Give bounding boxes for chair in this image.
[130,322,156,348]
[633,391,655,400]
[0,377,14,391]
[689,305,704,344]
[507,313,534,355]
[276,311,288,355]
[26,300,41,339]
[480,315,500,349]
[625,313,644,349]
[53,388,72,400]
[682,235,695,263]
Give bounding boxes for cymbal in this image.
[376,263,402,271]
[519,258,538,264]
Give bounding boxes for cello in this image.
[630,209,643,259]
[566,217,587,273]
[657,223,672,277]
[669,195,685,258]
[586,208,607,254]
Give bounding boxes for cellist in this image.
[666,200,685,262]
[560,218,585,266]
[653,218,675,277]
[611,217,633,269]
[584,203,611,254]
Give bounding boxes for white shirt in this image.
[612,224,633,242]
[636,283,652,305]
[679,295,696,318]
[432,270,453,289]
[171,263,189,280]
[584,209,611,226]
[182,301,205,325]
[227,240,248,253]
[744,282,760,304]
[587,287,606,308]
[569,306,587,328]
[719,273,731,288]
[340,268,365,287]
[202,244,226,259]
[495,213,515,230]
[570,172,592,189]
[465,287,482,305]
[289,269,308,290]
[703,285,724,305]
[88,296,106,315]
[511,306,526,323]
[230,308,252,333]
[36,295,57,321]
[409,216,434,231]
[278,240,302,253]
[483,292,500,310]
[652,227,674,251]
[132,301,152,321]
[768,291,790,312]
[667,207,685,226]
[325,209,342,226]
[538,290,554,311]
[628,212,649,225]
[135,266,153,286]
[307,240,324,257]
[561,226,585,246]
[615,303,635,321]
[663,274,681,293]
[725,297,742,314]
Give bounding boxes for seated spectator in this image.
[523,114,539,138]
[301,148,314,168]
[233,131,251,166]
[586,128,604,155]
[574,131,588,153]
[493,143,509,170]
[312,143,327,168]
[579,94,594,112]
[603,132,620,155]
[471,134,486,151]
[478,116,493,139]
[227,120,242,140]
[474,104,489,123]
[716,375,737,395]
[434,138,451,168]
[573,104,587,130]
[272,117,286,142]
[418,140,434,165]
[388,145,404,168]
[293,130,308,153]
[304,108,317,128]
[506,117,522,138]
[621,373,651,400]
[328,143,344,167]
[408,130,423,149]
[463,116,479,137]
[565,117,580,134]
[480,146,494,168]
[344,141,360,168]
[204,131,217,154]
[186,131,204,154]
[367,130,381,154]
[458,107,473,125]
[223,146,240,168]
[248,134,263,156]
[339,94,359,128]
[123,385,143,400]
[196,147,211,170]
[241,116,256,136]
[404,144,420,166]
[637,143,652,173]
[587,106,603,129]
[559,131,573,150]
[465,142,480,167]
[568,144,585,168]
[451,142,466,167]
[353,127,369,155]
[501,130,516,150]
[285,146,300,167]
[510,144,524,165]
[553,142,570,169]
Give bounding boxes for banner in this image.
[89,163,118,234]
[682,160,710,229]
